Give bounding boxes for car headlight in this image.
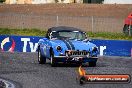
[56,45,62,51]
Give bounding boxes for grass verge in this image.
[87,32,132,40]
[0,28,46,36]
[0,28,132,40]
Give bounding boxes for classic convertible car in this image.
[37,26,98,67]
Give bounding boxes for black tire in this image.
[38,49,46,64]
[50,51,57,67]
[123,24,129,35]
[89,62,96,67]
[130,25,132,36]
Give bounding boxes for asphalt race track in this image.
[0,52,132,88]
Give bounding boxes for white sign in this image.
[21,38,38,52]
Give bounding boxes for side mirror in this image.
[88,39,92,42]
[83,38,92,42]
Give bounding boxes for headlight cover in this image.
[56,45,62,51]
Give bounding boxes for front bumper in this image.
[53,55,98,63]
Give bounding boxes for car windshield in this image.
[51,31,87,40]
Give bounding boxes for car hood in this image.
[50,39,96,51]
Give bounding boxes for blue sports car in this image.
[37,26,98,67]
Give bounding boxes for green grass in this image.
[0,28,46,36]
[87,32,132,40]
[0,28,132,40]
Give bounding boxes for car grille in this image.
[66,50,89,57]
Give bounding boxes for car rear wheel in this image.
[89,62,96,67]
[38,49,46,64]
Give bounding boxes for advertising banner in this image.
[92,39,132,57]
[0,35,132,57]
[0,35,42,52]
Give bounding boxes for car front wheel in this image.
[38,49,46,64]
[50,52,57,67]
